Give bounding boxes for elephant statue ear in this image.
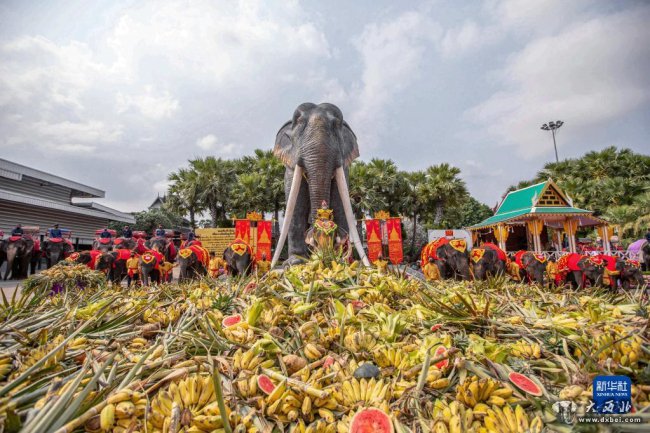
[340,121,360,168]
[274,120,295,168]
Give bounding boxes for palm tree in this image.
[191,157,236,227]
[423,163,468,227]
[399,170,427,257]
[166,168,203,228]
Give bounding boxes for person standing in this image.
[100,228,112,239]
[422,258,441,281]
[126,252,139,287]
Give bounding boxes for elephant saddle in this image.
[470,248,486,263]
[595,255,618,273]
[141,250,164,268]
[98,238,112,245]
[513,251,527,269]
[9,235,22,242]
[49,237,63,243]
[483,243,507,262]
[113,238,125,245]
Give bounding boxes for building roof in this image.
[0,159,104,198]
[468,179,605,229]
[149,194,166,209]
[0,189,135,224]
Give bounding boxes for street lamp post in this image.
[541,120,564,163]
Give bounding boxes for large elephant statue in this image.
[95,250,129,284]
[224,240,254,277]
[178,246,209,282]
[511,251,548,285]
[555,253,604,289]
[3,236,34,280]
[421,238,471,280]
[470,246,505,280]
[271,103,369,267]
[146,237,177,262]
[139,250,163,286]
[43,238,73,268]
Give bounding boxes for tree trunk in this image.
[189,209,196,229]
[434,202,444,226]
[210,206,218,227]
[410,211,418,260]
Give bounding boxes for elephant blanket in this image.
[229,239,254,257]
[595,254,619,288]
[115,249,132,261]
[179,245,210,268]
[470,248,486,263]
[421,238,449,263]
[555,253,603,285]
[483,243,507,262]
[141,250,164,269]
[88,250,103,270]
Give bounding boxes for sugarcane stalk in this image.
[211,358,232,433]
[261,368,329,399]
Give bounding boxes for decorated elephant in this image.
[555,253,604,289]
[178,245,209,282]
[421,238,471,280]
[0,238,6,273]
[271,103,369,267]
[92,237,114,253]
[145,237,177,262]
[139,250,164,286]
[2,235,34,280]
[511,251,547,285]
[43,238,73,268]
[619,260,645,289]
[224,239,254,277]
[95,250,130,284]
[470,244,506,280]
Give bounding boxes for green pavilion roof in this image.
[468,179,605,230]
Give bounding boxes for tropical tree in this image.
[399,170,428,258]
[423,163,468,227]
[166,167,203,228]
[441,196,493,229]
[191,156,237,227]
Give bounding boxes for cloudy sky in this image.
[1,0,648,212]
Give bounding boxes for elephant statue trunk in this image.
[271,103,369,268]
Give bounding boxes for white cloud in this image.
[116,87,179,120]
[196,134,218,150]
[466,5,650,159]
[350,11,440,148]
[195,134,236,156]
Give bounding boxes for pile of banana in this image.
[455,376,516,408]
[89,389,147,433]
[143,303,183,326]
[508,340,542,359]
[432,400,544,433]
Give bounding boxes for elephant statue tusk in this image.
[271,166,303,268]
[335,167,370,267]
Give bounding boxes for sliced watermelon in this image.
[430,324,442,332]
[257,374,275,395]
[323,356,335,369]
[433,346,449,369]
[222,314,243,328]
[349,408,393,433]
[508,372,543,396]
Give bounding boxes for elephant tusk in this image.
[335,167,370,267]
[271,166,303,268]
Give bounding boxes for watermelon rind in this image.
[222,313,243,328]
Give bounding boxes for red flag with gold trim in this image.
[365,219,382,262]
[256,220,272,261]
[234,219,251,244]
[387,217,403,264]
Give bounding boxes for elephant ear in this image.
[273,120,295,168]
[340,121,360,168]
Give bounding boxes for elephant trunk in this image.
[49,250,61,267]
[4,248,16,280]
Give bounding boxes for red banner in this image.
[234,219,251,244]
[387,217,403,264]
[365,219,382,262]
[256,220,272,261]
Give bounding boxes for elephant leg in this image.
[572,271,583,289]
[287,177,310,264]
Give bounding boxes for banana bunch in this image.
[353,289,389,305]
[147,374,229,433]
[432,400,479,433]
[304,343,326,361]
[456,377,514,408]
[426,369,450,390]
[343,331,377,353]
[143,304,182,326]
[299,321,321,341]
[232,348,275,375]
[374,346,414,369]
[74,300,111,320]
[260,303,292,327]
[509,340,541,359]
[223,323,255,344]
[392,380,416,398]
[337,378,391,409]
[12,335,66,379]
[205,310,224,329]
[91,389,147,433]
[0,354,13,380]
[558,385,588,402]
[482,404,543,433]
